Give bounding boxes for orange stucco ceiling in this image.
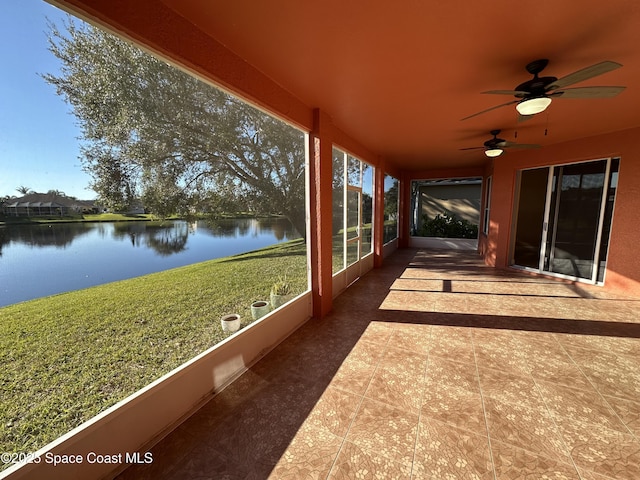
[66,0,640,172]
[158,0,640,172]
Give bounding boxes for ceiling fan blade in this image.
[547,61,622,90]
[459,146,485,151]
[551,86,625,98]
[481,90,529,96]
[460,99,519,121]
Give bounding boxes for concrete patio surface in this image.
[117,248,640,479]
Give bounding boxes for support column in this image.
[373,157,385,267]
[398,170,411,248]
[308,109,334,318]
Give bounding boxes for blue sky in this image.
[0,0,96,199]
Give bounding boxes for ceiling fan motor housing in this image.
[514,59,556,97]
[484,130,505,148]
[515,77,558,97]
[484,138,505,148]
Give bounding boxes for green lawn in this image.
[0,239,307,459]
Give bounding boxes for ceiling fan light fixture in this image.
[516,96,552,115]
[485,148,503,158]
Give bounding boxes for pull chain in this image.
[544,109,550,136]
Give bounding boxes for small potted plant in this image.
[270,276,292,309]
[250,300,271,320]
[220,313,241,333]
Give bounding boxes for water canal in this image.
[0,217,300,307]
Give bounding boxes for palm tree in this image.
[16,186,33,195]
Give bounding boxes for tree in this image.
[47,189,75,199]
[384,179,398,219]
[16,186,33,195]
[42,18,306,237]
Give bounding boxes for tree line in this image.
[42,17,306,237]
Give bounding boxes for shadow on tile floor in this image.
[117,248,640,480]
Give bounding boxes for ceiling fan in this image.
[460,129,541,157]
[461,59,625,121]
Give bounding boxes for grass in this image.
[0,239,307,460]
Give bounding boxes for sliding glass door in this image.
[544,160,608,280]
[512,158,619,284]
[513,168,548,269]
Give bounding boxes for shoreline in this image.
[0,212,280,226]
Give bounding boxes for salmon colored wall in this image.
[408,167,486,181]
[477,165,494,264]
[374,159,386,267]
[484,126,640,296]
[308,110,334,318]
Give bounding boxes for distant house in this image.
[1,193,99,217]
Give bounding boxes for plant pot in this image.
[270,292,290,309]
[220,314,241,333]
[251,301,270,320]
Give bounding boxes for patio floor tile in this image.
[420,386,486,435]
[483,396,572,465]
[345,397,419,466]
[327,440,412,479]
[413,418,494,480]
[116,248,640,479]
[554,418,640,480]
[490,440,581,480]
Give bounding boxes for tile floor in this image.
[117,249,640,479]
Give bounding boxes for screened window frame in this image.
[482,176,492,235]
